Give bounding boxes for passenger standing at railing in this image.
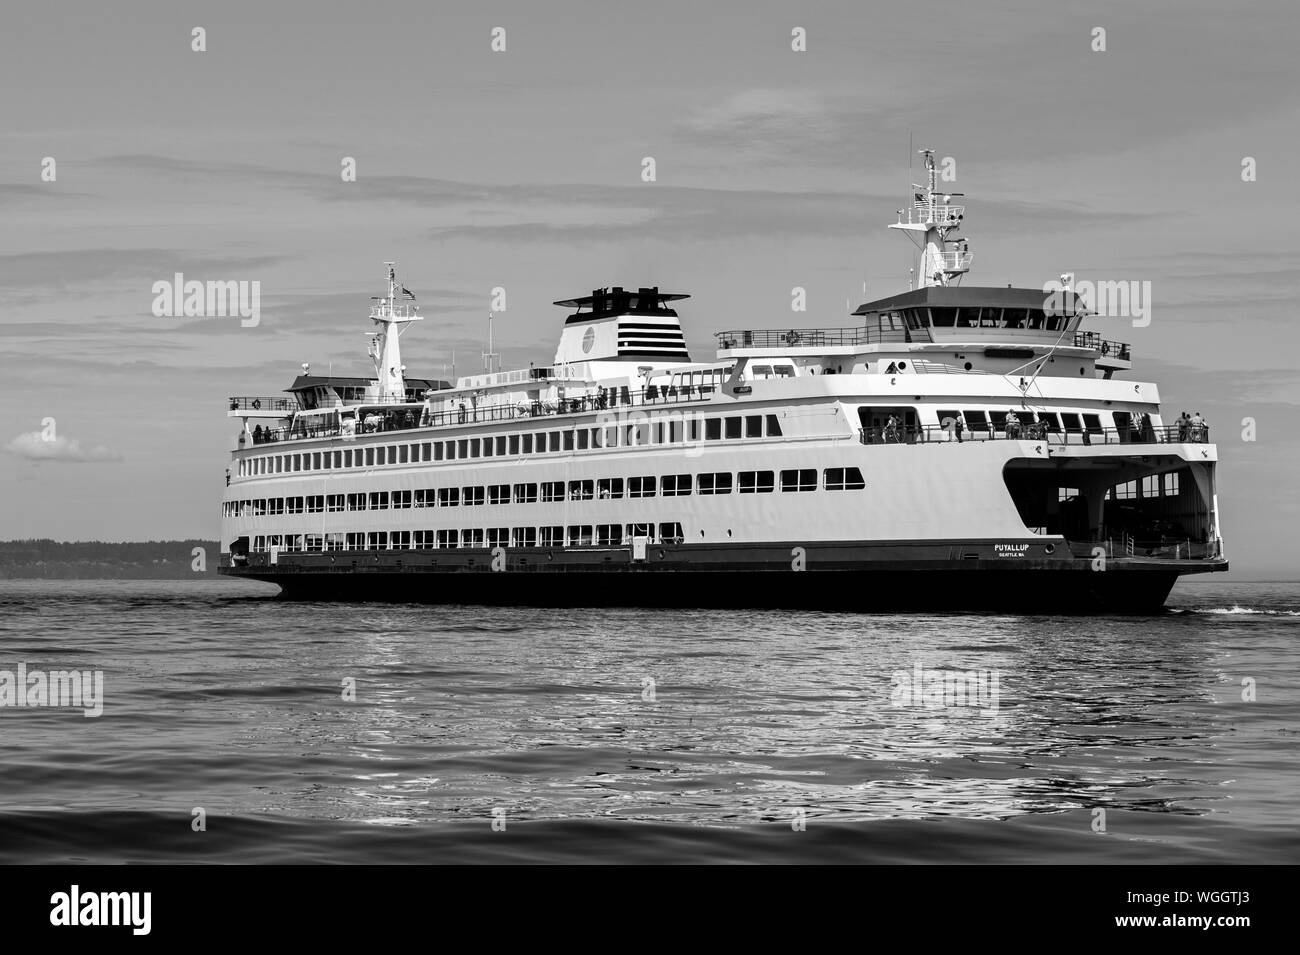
[1191,411,1206,442]
[1005,411,1021,439]
[1176,411,1190,442]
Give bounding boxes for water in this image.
[0,578,1297,863]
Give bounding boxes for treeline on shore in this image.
[0,540,221,579]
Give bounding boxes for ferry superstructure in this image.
[218,152,1227,610]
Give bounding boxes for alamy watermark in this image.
[152,272,260,327]
[1043,274,1151,327]
[0,664,103,717]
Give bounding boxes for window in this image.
[596,524,622,546]
[739,470,775,493]
[327,494,345,513]
[577,430,589,450]
[509,435,520,455]
[569,480,594,501]
[463,486,485,506]
[435,529,457,549]
[563,431,575,451]
[745,415,762,438]
[1141,475,1161,497]
[487,528,509,547]
[461,528,485,547]
[597,477,624,500]
[438,487,460,507]
[307,495,324,513]
[376,447,386,466]
[1164,472,1180,497]
[825,467,866,490]
[1082,413,1104,434]
[780,469,817,492]
[1060,412,1082,432]
[345,532,364,549]
[725,417,742,439]
[1037,412,1061,432]
[346,493,366,511]
[366,531,388,550]
[488,484,511,506]
[305,534,324,552]
[705,418,722,440]
[445,441,456,461]
[662,474,692,496]
[1058,487,1079,502]
[495,436,507,456]
[391,530,411,549]
[964,410,989,433]
[659,522,684,544]
[549,431,561,450]
[541,481,565,503]
[365,448,375,466]
[286,496,305,514]
[399,445,408,464]
[1112,480,1138,500]
[414,489,431,508]
[514,483,538,503]
[368,491,389,510]
[626,522,652,541]
[434,443,444,461]
[512,527,537,547]
[325,533,345,552]
[698,472,733,495]
[567,525,593,547]
[523,433,534,454]
[390,490,411,509]
[421,442,431,461]
[629,476,656,498]
[539,526,564,547]
[482,438,494,458]
[458,439,469,458]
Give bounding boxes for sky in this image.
[1,0,1296,578]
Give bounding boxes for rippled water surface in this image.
[0,578,1297,863]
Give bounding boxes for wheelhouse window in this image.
[705,418,722,440]
[725,417,742,439]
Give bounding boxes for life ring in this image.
[1100,342,1110,356]
[785,331,801,346]
[251,398,261,410]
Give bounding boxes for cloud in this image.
[3,431,124,463]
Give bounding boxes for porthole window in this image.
[964,361,972,371]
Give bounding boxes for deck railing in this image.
[1071,538,1222,561]
[241,382,726,446]
[857,424,1210,445]
[715,327,911,349]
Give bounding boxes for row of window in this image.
[238,413,786,477]
[222,468,866,517]
[1058,474,1182,503]
[252,522,688,552]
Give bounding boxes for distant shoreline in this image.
[0,540,220,579]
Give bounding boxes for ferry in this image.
[218,151,1227,610]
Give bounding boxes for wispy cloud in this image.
[4,431,124,463]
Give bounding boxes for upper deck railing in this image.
[240,382,725,446]
[932,249,973,272]
[858,424,1209,446]
[903,201,964,224]
[716,327,911,349]
[228,396,297,412]
[715,326,1131,359]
